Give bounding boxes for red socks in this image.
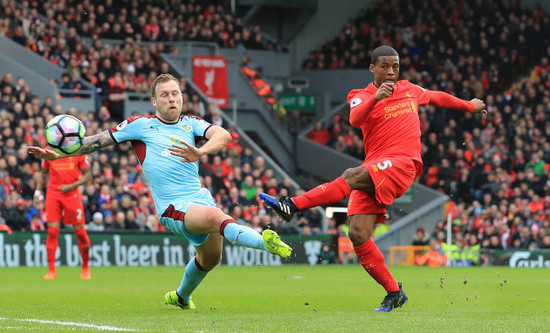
[74,228,90,269]
[45,228,60,271]
[292,177,350,210]
[45,227,90,273]
[354,239,399,292]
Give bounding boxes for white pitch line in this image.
[0,317,138,331]
[1,327,40,330]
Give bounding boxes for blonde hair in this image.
[150,73,179,98]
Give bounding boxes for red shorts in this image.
[45,192,85,225]
[347,157,416,224]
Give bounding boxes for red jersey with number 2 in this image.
[347,80,430,177]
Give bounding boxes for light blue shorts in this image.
[158,188,216,247]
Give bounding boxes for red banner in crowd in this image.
[192,56,229,108]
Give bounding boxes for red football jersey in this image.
[348,79,475,177]
[42,155,90,195]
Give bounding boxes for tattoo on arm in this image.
[79,131,115,154]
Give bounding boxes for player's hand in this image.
[27,146,61,160]
[59,184,73,194]
[374,81,395,100]
[34,190,44,201]
[169,143,203,163]
[470,98,487,114]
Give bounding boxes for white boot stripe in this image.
[278,202,289,214]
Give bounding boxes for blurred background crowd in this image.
[305,0,550,252]
[1,0,550,256]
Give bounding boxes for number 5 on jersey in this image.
[372,160,393,172]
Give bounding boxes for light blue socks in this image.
[177,256,208,303]
[222,222,267,250]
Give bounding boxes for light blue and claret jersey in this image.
[109,115,212,214]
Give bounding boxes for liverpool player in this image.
[259,45,487,311]
[36,153,92,279]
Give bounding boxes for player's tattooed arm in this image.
[27,130,116,161]
[79,131,116,154]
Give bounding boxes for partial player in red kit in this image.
[260,45,487,311]
[36,152,92,279]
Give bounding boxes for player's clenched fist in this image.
[375,81,395,100]
[470,98,487,114]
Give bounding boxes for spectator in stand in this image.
[1,198,30,232]
[297,207,323,235]
[227,132,243,159]
[415,238,446,267]
[103,211,115,230]
[204,105,226,128]
[318,243,337,264]
[307,121,331,146]
[539,234,550,249]
[411,228,429,246]
[107,75,126,122]
[179,75,191,96]
[60,73,74,90]
[87,212,105,232]
[144,215,158,232]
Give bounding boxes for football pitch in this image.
[0,265,548,332]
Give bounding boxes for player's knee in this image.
[348,225,372,246]
[342,167,357,181]
[342,167,366,189]
[210,211,233,231]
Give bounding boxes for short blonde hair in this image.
[150,73,179,98]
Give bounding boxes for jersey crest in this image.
[350,97,362,108]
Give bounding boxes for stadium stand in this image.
[0,0,320,233]
[300,0,550,254]
[1,0,271,118]
[0,69,318,234]
[2,0,550,263]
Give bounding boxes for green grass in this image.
[0,265,549,332]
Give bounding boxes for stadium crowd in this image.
[2,0,550,257]
[305,0,550,254]
[0,0,321,237]
[0,70,324,235]
[0,0,275,120]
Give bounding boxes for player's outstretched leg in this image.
[258,193,298,222]
[374,282,408,312]
[220,220,292,258]
[44,227,60,279]
[259,177,351,222]
[165,291,196,310]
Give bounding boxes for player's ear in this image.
[151,97,156,107]
[369,63,375,73]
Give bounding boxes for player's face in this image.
[151,80,183,123]
[370,56,399,87]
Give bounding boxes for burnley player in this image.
[260,45,487,311]
[29,73,292,309]
[36,153,92,279]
